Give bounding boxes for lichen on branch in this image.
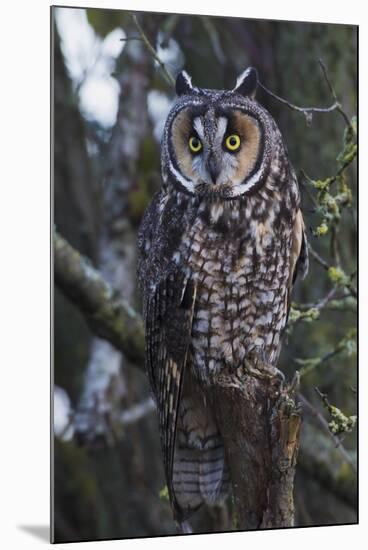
[54,230,145,367]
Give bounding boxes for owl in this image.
[137,67,308,527]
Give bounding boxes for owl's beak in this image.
[207,155,221,184]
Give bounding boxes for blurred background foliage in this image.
[52,6,357,542]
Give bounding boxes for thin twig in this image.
[296,346,345,379]
[308,244,356,297]
[300,138,357,196]
[327,152,357,189]
[288,287,341,329]
[298,290,352,311]
[313,287,338,310]
[308,243,329,270]
[299,176,319,209]
[330,225,341,267]
[296,287,338,312]
[259,59,352,129]
[130,13,175,87]
[258,81,339,125]
[318,59,338,101]
[298,393,357,474]
[318,59,351,127]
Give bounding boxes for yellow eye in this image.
[225,134,241,151]
[189,136,202,153]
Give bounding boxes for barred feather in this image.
[144,272,197,519]
[172,375,230,516]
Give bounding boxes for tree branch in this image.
[297,287,339,312]
[54,230,145,368]
[318,59,352,127]
[213,364,302,529]
[308,243,330,270]
[130,13,175,88]
[258,59,352,128]
[259,80,339,125]
[298,393,357,474]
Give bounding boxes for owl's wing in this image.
[290,209,309,286]
[287,208,309,319]
[145,273,197,518]
[137,190,197,518]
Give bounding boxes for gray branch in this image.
[259,59,352,128]
[54,230,145,368]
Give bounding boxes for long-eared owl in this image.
[137,68,308,525]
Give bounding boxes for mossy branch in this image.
[294,328,356,379]
[54,230,145,367]
[314,387,357,438]
[298,393,357,474]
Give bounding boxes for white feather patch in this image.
[233,67,252,91]
[169,160,195,192]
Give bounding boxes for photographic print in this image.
[52,5,357,543]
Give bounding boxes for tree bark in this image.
[213,362,301,529]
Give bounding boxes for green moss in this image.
[328,266,350,287]
[337,142,357,166]
[315,223,328,236]
[289,306,320,324]
[313,178,333,191]
[159,485,169,501]
[328,408,357,436]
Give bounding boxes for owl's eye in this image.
[188,136,203,153]
[225,134,241,152]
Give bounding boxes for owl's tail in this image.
[171,377,230,520]
[172,439,230,515]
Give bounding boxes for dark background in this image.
[52,7,357,542]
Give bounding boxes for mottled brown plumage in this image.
[137,68,308,524]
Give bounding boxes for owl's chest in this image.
[183,213,290,297]
[177,213,292,378]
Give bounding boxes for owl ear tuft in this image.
[176,70,195,96]
[233,67,258,99]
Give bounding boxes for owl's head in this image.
[161,68,279,199]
